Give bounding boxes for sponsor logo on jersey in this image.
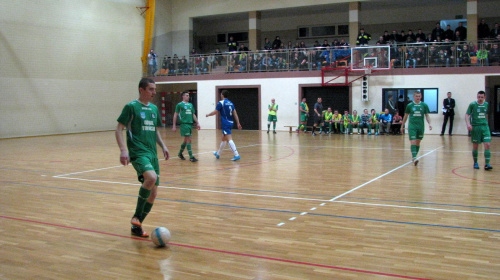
[140,112,146,119]
[152,113,156,119]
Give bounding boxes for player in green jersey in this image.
[465,90,493,170]
[297,97,309,133]
[401,91,432,166]
[173,92,201,162]
[116,78,170,237]
[267,98,278,134]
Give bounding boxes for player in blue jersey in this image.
[206,90,242,161]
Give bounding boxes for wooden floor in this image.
[1,129,499,280]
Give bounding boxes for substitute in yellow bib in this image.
[267,98,278,134]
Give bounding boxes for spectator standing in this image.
[415,29,426,42]
[455,22,467,40]
[147,49,158,76]
[490,23,500,39]
[272,36,282,50]
[478,19,490,39]
[356,28,371,46]
[465,90,493,170]
[431,23,445,42]
[443,25,454,41]
[227,36,238,52]
[440,92,455,136]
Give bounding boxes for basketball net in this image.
[363,65,372,75]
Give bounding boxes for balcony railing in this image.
[146,40,499,77]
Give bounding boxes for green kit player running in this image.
[465,90,493,170]
[173,92,201,162]
[116,78,170,238]
[401,91,432,166]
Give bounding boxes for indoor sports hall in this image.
[1,0,499,279]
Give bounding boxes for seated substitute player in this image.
[391,111,403,135]
[368,109,380,135]
[359,109,370,134]
[115,78,170,238]
[332,110,343,134]
[267,98,278,134]
[401,91,432,166]
[206,90,242,161]
[343,110,352,134]
[350,110,361,134]
[378,109,392,135]
[172,92,201,162]
[465,90,493,170]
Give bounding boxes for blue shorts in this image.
[222,124,232,135]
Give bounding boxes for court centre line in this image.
[52,174,500,216]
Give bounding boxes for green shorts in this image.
[408,127,424,140]
[131,155,160,185]
[471,125,491,144]
[180,123,192,137]
[300,114,308,122]
[268,115,277,122]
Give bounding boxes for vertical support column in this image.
[249,11,261,51]
[467,0,478,43]
[349,2,360,47]
[188,17,194,51]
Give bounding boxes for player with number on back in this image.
[206,90,242,161]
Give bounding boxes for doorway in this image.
[216,87,260,130]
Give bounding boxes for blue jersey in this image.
[216,99,235,128]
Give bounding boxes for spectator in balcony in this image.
[190,48,197,56]
[311,49,323,70]
[436,49,449,67]
[253,54,263,71]
[491,23,500,39]
[227,36,238,52]
[261,53,272,71]
[382,31,391,43]
[455,22,467,40]
[321,39,330,48]
[238,43,249,52]
[429,45,440,66]
[339,38,349,47]
[160,55,169,76]
[389,30,398,43]
[431,22,444,41]
[454,30,465,42]
[238,52,247,72]
[478,19,490,39]
[415,47,427,67]
[376,36,386,45]
[227,53,239,72]
[415,29,426,42]
[213,48,223,67]
[398,30,408,43]
[391,46,404,68]
[177,58,188,75]
[246,55,255,72]
[147,49,158,76]
[331,39,340,48]
[321,47,332,67]
[167,57,177,75]
[406,47,417,68]
[272,36,282,50]
[299,41,307,49]
[426,33,433,42]
[407,30,416,43]
[458,44,472,66]
[476,44,489,66]
[443,25,454,41]
[356,28,371,46]
[263,38,272,50]
[287,41,293,50]
[490,43,500,65]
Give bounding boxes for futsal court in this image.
[0,128,499,280]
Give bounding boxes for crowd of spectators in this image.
[149,19,500,76]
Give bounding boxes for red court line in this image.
[1,215,431,280]
[451,166,500,184]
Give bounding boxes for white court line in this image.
[51,143,262,177]
[329,147,442,202]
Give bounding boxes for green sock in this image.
[472,149,478,163]
[485,150,490,165]
[179,142,186,155]
[273,123,276,131]
[187,143,193,158]
[411,145,417,158]
[134,187,151,218]
[139,202,153,223]
[416,145,420,154]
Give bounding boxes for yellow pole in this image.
[142,0,155,75]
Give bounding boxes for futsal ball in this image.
[151,227,171,247]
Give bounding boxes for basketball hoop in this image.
[363,65,373,75]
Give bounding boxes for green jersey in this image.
[466,101,489,126]
[324,111,333,121]
[175,101,196,124]
[117,100,161,160]
[300,102,308,116]
[405,101,430,129]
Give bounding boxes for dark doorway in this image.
[302,86,349,127]
[494,85,500,131]
[217,88,259,130]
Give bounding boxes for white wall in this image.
[0,0,145,138]
[158,72,494,136]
